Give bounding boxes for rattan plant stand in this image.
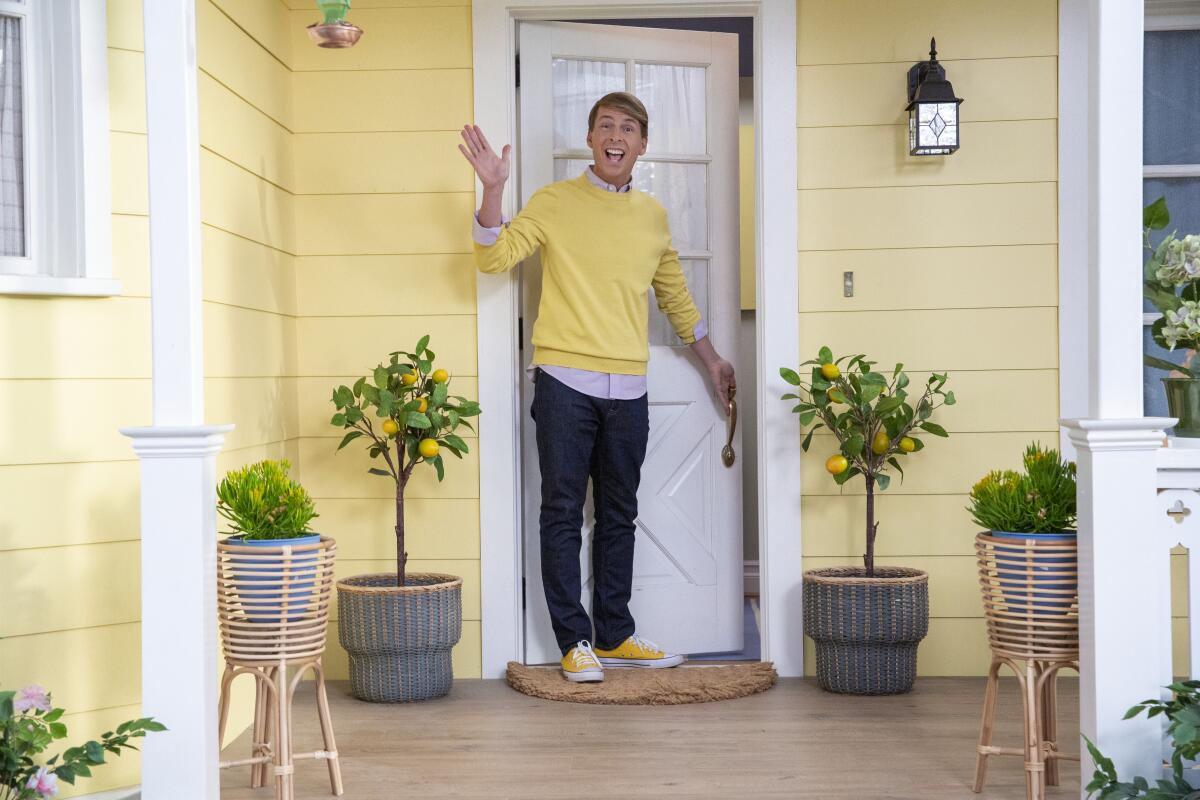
[216,536,343,800]
[972,532,1080,800]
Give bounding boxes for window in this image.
[1143,14,1200,417]
[0,0,118,296]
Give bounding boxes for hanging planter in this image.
[307,0,364,49]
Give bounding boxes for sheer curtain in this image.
[0,14,24,258]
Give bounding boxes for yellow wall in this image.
[795,0,1061,675]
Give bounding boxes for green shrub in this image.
[216,459,318,540]
[967,443,1076,533]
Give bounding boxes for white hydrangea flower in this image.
[1163,300,1200,350]
[1156,235,1200,287]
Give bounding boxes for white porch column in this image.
[1061,0,1173,793]
[120,1,232,798]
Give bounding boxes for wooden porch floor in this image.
[219,675,1080,799]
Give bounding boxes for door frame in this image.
[472,0,802,678]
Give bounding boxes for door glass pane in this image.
[1144,31,1200,165]
[649,259,708,347]
[634,161,707,251]
[0,14,25,258]
[635,63,706,155]
[554,158,593,183]
[553,58,625,151]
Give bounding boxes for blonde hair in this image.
[588,92,649,139]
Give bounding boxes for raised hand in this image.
[459,125,511,189]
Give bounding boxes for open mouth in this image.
[603,147,625,165]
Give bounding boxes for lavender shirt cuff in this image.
[472,212,510,246]
[692,319,708,342]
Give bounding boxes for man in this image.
[459,92,736,683]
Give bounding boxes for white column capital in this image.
[1060,417,1174,452]
[120,425,234,458]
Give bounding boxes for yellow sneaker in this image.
[594,634,685,669]
[561,640,604,683]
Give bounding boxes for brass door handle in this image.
[722,390,738,467]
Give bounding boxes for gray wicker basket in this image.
[337,572,463,703]
[803,566,929,695]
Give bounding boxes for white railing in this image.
[1157,446,1200,685]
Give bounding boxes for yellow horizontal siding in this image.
[803,494,980,558]
[201,149,297,254]
[296,315,478,376]
[287,0,469,7]
[0,380,151,465]
[197,0,293,128]
[298,437,479,500]
[799,182,1057,251]
[110,132,149,215]
[206,377,300,451]
[799,57,1057,128]
[293,131,473,194]
[801,432,1058,496]
[292,70,473,133]
[0,624,140,712]
[0,461,141,551]
[296,376,479,437]
[295,254,476,317]
[107,0,143,51]
[200,72,296,193]
[798,244,1058,312]
[0,297,151,379]
[210,0,294,68]
[1,542,141,638]
[108,48,146,134]
[202,225,297,316]
[797,0,1057,65]
[799,120,1057,189]
[294,192,474,255]
[798,308,1059,371]
[112,214,151,296]
[203,304,298,378]
[314,499,480,560]
[288,7,472,71]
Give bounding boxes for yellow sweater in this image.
[474,174,701,375]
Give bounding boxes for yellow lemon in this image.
[820,363,840,380]
[432,369,449,383]
[401,372,418,386]
[417,398,428,413]
[381,419,400,436]
[825,454,849,475]
[871,431,891,455]
[899,436,916,453]
[827,388,846,404]
[418,438,439,458]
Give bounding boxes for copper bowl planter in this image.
[307,21,364,48]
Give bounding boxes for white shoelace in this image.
[570,640,602,670]
[627,634,663,655]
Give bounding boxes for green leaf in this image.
[0,690,14,719]
[875,395,905,415]
[374,366,389,389]
[818,346,833,364]
[887,457,905,482]
[335,386,354,408]
[801,424,823,451]
[920,421,949,437]
[779,367,802,386]
[367,467,391,477]
[73,763,93,777]
[86,741,105,763]
[798,410,816,426]
[432,454,445,482]
[845,433,864,457]
[405,412,432,429]
[876,473,891,491]
[353,376,366,397]
[432,382,449,407]
[330,413,346,427]
[832,466,860,486]
[444,434,469,453]
[337,431,364,451]
[142,720,167,733]
[43,708,63,723]
[1145,195,1170,230]
[415,334,430,355]
[50,722,68,738]
[56,765,76,785]
[1145,354,1197,377]
[943,391,956,406]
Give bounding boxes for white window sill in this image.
[0,274,122,297]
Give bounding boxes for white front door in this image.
[517,21,743,664]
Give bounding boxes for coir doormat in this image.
[505,661,777,705]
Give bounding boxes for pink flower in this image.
[25,767,58,797]
[13,685,51,713]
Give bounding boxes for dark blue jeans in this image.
[530,367,649,655]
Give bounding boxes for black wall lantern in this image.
[906,38,963,156]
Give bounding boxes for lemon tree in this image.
[781,346,954,576]
[329,335,481,586]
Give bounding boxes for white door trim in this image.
[472,0,802,678]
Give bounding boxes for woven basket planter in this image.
[803,566,929,695]
[337,572,462,703]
